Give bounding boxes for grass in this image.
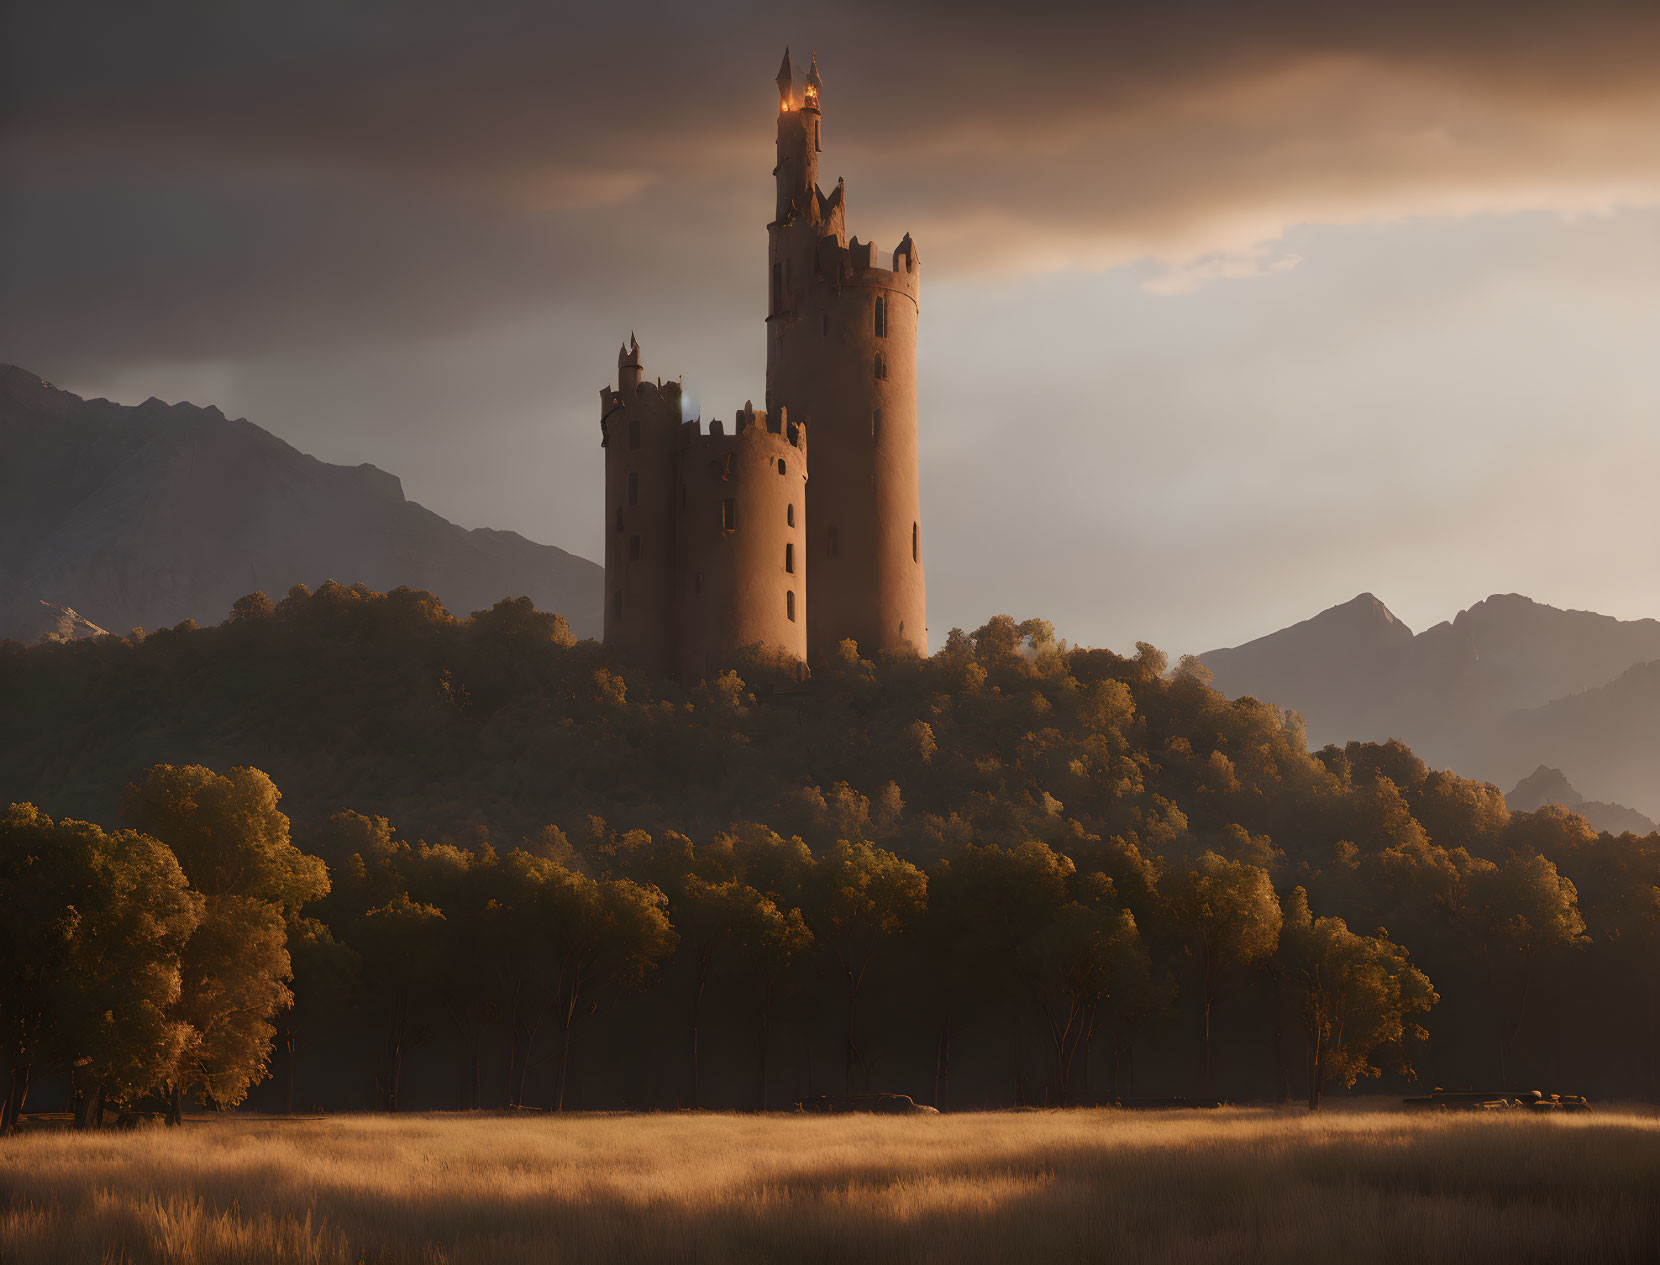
[3,1104,1658,1264]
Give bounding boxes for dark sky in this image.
[5,1,1658,651]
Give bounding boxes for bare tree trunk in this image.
[469,1029,482,1111]
[841,955,867,1092]
[283,1026,297,1115]
[690,955,711,1109]
[1,1064,29,1133]
[1202,944,1217,1091]
[166,1080,183,1127]
[1502,957,1534,1092]
[555,983,579,1112]
[73,1083,103,1130]
[517,1018,538,1109]
[506,978,522,1108]
[1307,1031,1323,1110]
[933,1021,952,1111]
[1080,1006,1096,1103]
[386,1040,402,1112]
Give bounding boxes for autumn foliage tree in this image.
[5,587,1657,1111]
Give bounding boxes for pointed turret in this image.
[775,48,793,111]
[618,333,642,394]
[803,53,822,111]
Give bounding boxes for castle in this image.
[600,50,925,680]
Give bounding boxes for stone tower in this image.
[599,51,921,679]
[765,50,926,658]
[601,337,807,681]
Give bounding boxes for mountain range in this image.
[1200,593,1660,820]
[0,365,602,641]
[5,363,1654,822]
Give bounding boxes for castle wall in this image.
[674,407,807,681]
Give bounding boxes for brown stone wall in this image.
[673,407,807,682]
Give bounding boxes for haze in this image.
[4,0,1657,653]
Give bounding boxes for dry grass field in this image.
[3,1105,1658,1264]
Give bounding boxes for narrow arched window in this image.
[874,295,887,338]
[872,409,882,442]
[777,458,786,475]
[722,498,736,531]
[912,522,920,562]
[787,503,795,527]
[874,352,886,381]
[785,543,794,574]
[786,590,796,621]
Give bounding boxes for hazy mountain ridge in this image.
[0,365,603,641]
[1505,764,1656,836]
[1200,593,1660,819]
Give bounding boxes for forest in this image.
[2,582,1657,1128]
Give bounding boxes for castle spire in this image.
[775,47,793,111]
[803,52,822,111]
[617,333,642,394]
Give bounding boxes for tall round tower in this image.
[765,51,926,659]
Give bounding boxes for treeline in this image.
[1,583,1657,1122]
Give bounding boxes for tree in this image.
[275,916,356,1114]
[925,840,1071,1106]
[357,891,446,1111]
[1280,888,1437,1108]
[1169,851,1282,1088]
[805,841,927,1090]
[0,805,199,1131]
[1466,851,1587,1087]
[121,765,329,1120]
[1027,898,1148,1105]
[731,891,813,1110]
[405,842,503,1109]
[677,876,754,1108]
[502,851,675,1110]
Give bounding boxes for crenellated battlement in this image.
[680,402,806,454]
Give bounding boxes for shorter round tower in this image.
[674,404,807,681]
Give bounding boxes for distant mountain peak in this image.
[1507,764,1657,835]
[1507,764,1582,810]
[25,600,110,644]
[1332,591,1408,628]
